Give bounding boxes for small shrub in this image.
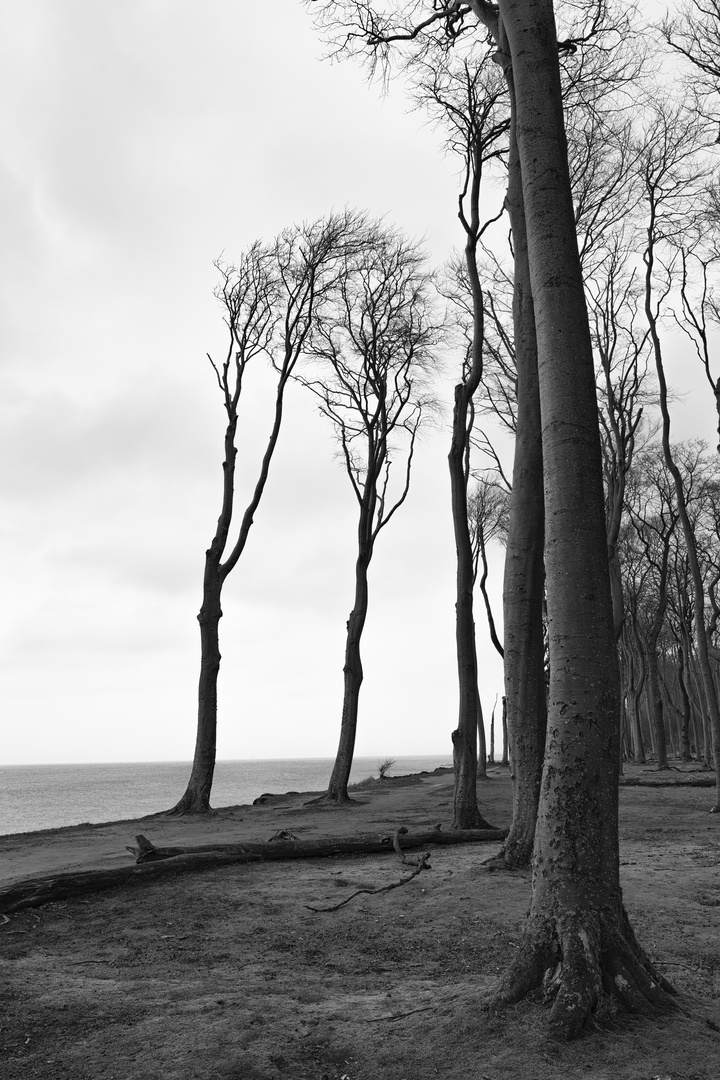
[377,757,396,780]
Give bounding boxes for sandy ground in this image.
[0,768,463,886]
[1,764,720,1080]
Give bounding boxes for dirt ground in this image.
[1,763,719,1080]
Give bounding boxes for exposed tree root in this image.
[490,906,677,1040]
[451,806,496,831]
[303,792,360,807]
[481,848,530,874]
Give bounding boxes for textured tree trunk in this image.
[450,381,490,827]
[645,638,669,769]
[488,700,496,764]
[676,642,693,760]
[324,547,372,804]
[623,637,646,764]
[169,555,225,814]
[477,704,488,778]
[491,0,675,1035]
[493,65,547,869]
[645,205,720,807]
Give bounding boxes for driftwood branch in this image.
[305,852,431,913]
[305,827,432,913]
[0,824,507,915]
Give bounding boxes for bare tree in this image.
[676,239,720,454]
[637,99,720,809]
[590,239,653,638]
[306,0,677,1033]
[169,212,361,815]
[467,475,509,775]
[626,452,679,769]
[416,49,508,825]
[300,222,440,805]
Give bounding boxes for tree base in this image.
[304,791,359,807]
[481,849,530,873]
[165,794,213,816]
[452,815,495,830]
[490,904,676,1040]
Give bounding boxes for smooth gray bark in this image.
[488,0,675,1036]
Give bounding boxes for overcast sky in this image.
[0,0,715,766]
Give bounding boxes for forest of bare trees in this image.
[163,0,720,1039]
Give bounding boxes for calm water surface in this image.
[0,756,452,836]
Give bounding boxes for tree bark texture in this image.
[496,64,547,869]
[645,639,669,769]
[324,532,373,803]
[450,381,490,827]
[491,0,675,1036]
[623,633,646,764]
[448,108,495,821]
[645,215,720,805]
[169,565,224,814]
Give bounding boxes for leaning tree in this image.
[169,212,362,815]
[300,221,440,804]
[414,49,508,824]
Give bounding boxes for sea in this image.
[0,755,453,837]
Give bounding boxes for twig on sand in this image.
[305,827,431,913]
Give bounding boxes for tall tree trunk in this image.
[169,562,223,814]
[645,637,669,769]
[324,546,372,804]
[676,641,693,760]
[448,110,494,826]
[450,384,490,827]
[645,212,720,807]
[493,63,547,869]
[477,700,488,778]
[169,411,241,815]
[624,633,646,764]
[491,0,675,1035]
[488,699,496,764]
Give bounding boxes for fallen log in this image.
[130,824,508,864]
[619,776,716,788]
[0,824,507,915]
[0,850,261,915]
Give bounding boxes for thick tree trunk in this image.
[491,0,675,1036]
[493,68,547,869]
[322,547,372,804]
